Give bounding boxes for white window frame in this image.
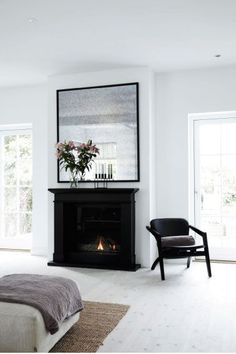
[0,123,32,250]
[188,111,236,226]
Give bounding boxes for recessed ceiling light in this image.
[214,54,221,58]
[27,17,38,24]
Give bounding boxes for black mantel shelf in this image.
[48,188,140,271]
[48,188,139,194]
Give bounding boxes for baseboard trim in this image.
[194,258,236,264]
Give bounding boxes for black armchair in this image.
[146,218,212,280]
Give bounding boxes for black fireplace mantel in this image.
[48,188,138,196]
[48,188,140,271]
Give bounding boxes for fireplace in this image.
[48,188,140,270]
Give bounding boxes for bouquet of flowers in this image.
[56,139,99,186]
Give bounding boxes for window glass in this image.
[0,130,32,248]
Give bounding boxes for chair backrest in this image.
[150,218,189,236]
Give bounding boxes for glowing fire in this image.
[97,236,117,251]
[97,238,104,251]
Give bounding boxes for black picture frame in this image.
[57,82,140,183]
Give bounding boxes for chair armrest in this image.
[189,225,207,238]
[146,226,163,248]
[146,226,162,239]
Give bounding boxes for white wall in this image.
[48,67,156,267]
[0,85,48,255]
[156,65,236,219]
[2,65,236,264]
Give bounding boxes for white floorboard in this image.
[0,251,235,352]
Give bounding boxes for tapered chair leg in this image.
[159,257,165,280]
[187,257,191,268]
[151,257,159,270]
[205,248,212,277]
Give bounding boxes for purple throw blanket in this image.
[0,274,83,334]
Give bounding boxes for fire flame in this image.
[97,238,104,251]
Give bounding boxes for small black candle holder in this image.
[94,163,113,188]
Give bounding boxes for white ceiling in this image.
[1,0,236,87]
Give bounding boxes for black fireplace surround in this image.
[48,188,140,271]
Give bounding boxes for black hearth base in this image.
[47,261,141,271]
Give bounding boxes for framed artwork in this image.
[57,82,139,182]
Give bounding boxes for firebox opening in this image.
[77,232,121,253]
[64,204,121,255]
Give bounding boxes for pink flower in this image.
[55,142,64,150]
[68,141,75,148]
[91,145,99,153]
[55,150,63,159]
[55,139,99,170]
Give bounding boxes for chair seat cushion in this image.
[161,235,195,247]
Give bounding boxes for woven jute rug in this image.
[50,300,129,352]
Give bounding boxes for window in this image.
[0,127,32,249]
[189,111,236,260]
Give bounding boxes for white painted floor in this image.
[0,251,236,352]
